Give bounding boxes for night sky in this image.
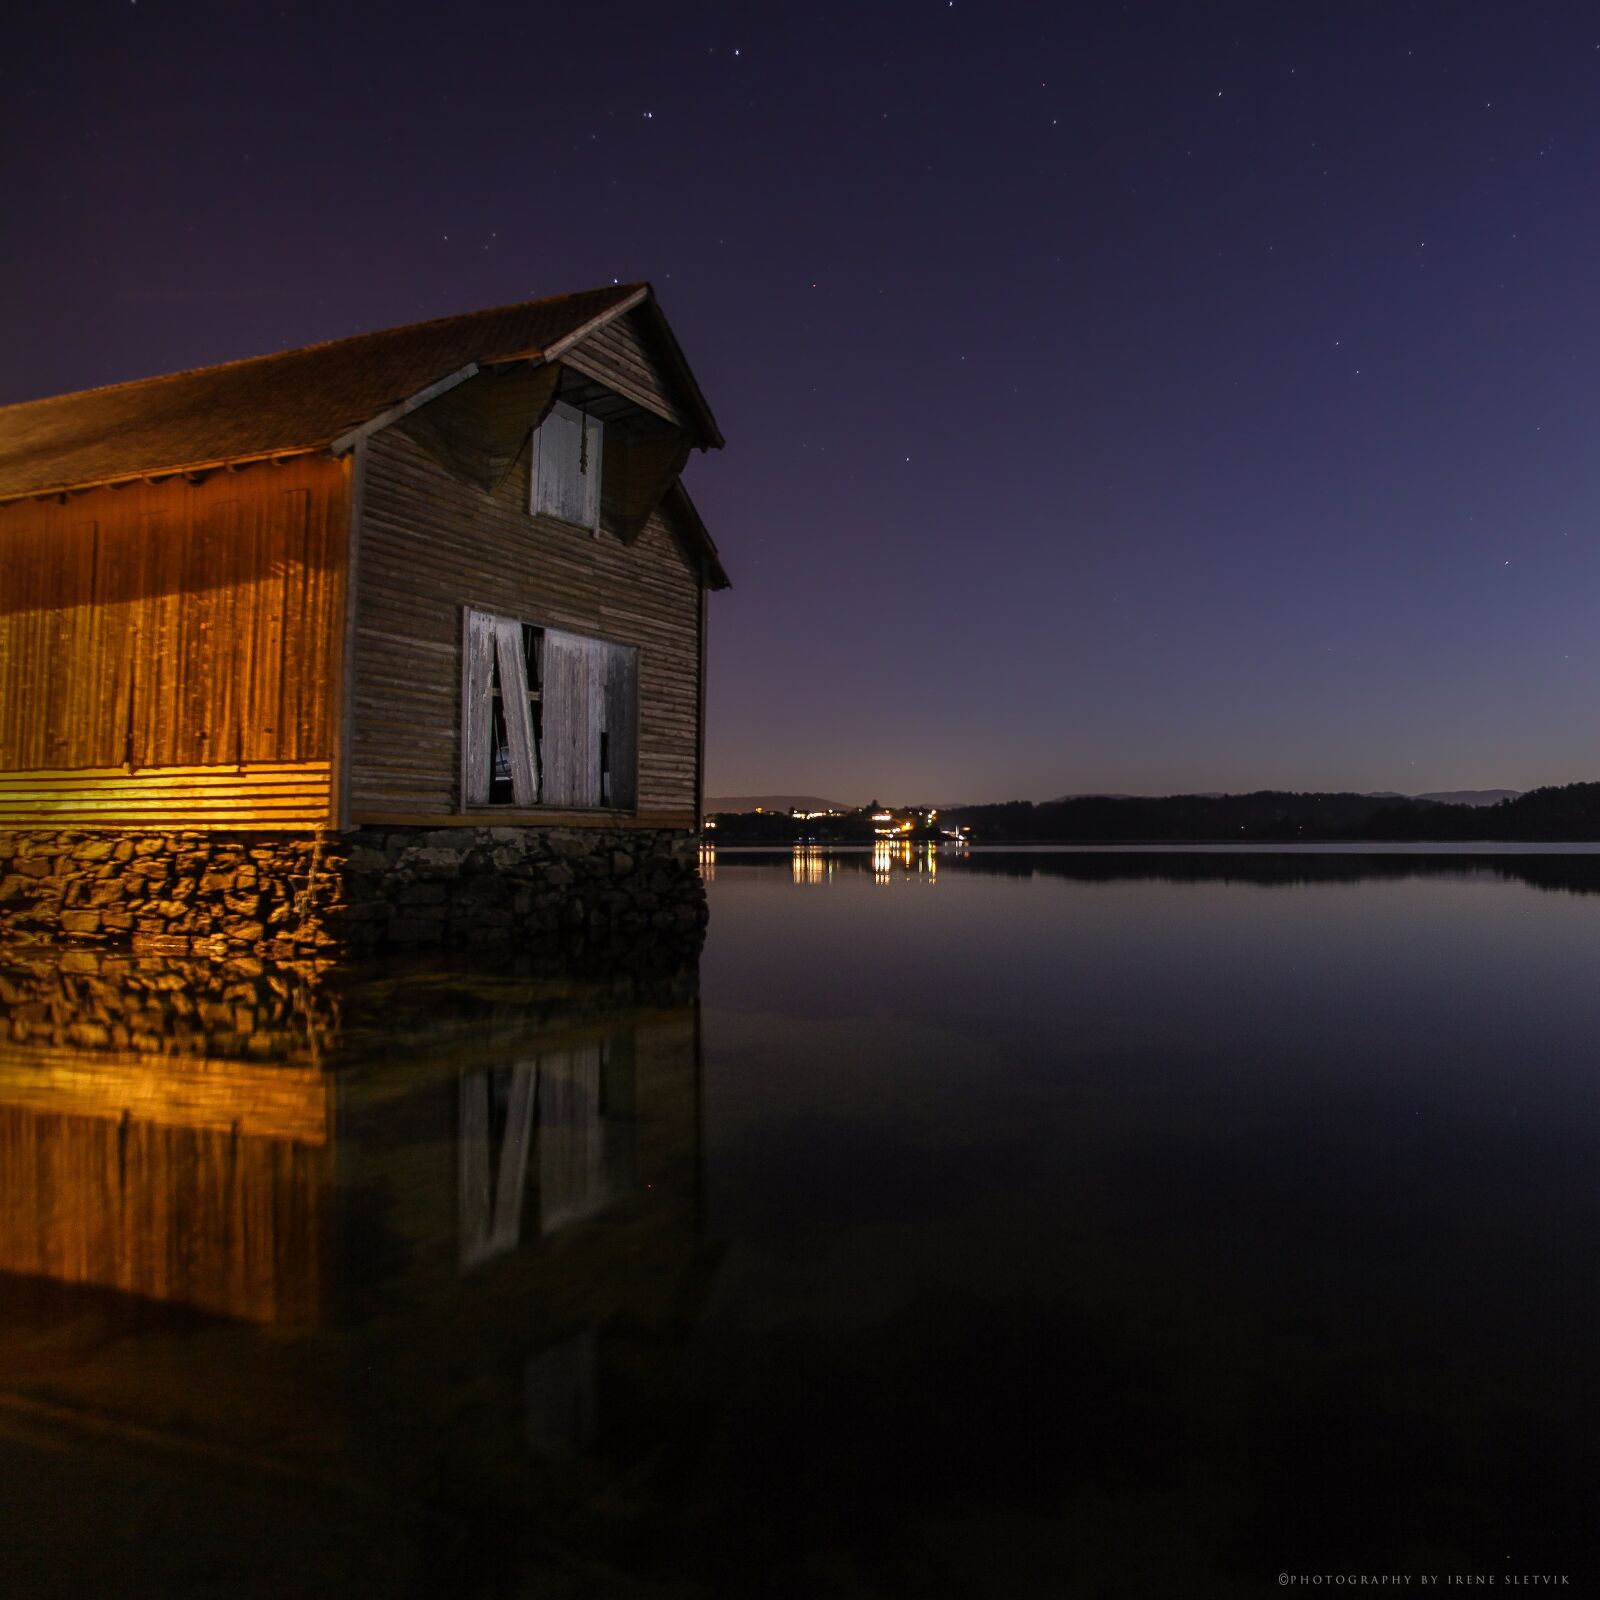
[5,3,1598,803]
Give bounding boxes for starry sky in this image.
[4,2,1599,804]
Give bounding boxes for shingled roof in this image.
[0,282,722,503]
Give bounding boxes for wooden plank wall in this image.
[560,310,685,425]
[0,458,346,828]
[0,761,333,828]
[350,387,704,827]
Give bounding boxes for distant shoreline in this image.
[710,839,1600,854]
[707,783,1600,847]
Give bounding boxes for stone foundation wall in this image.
[0,826,707,958]
[334,826,707,952]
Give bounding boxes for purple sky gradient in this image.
[5,2,1598,803]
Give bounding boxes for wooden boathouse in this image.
[0,284,728,953]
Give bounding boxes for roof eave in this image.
[539,284,652,364]
[667,480,730,590]
[328,361,482,456]
[483,284,723,451]
[634,289,725,450]
[0,444,331,508]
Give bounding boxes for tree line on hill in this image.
[947,784,1600,842]
[708,783,1600,844]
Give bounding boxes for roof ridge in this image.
[0,281,651,417]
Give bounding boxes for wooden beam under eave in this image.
[538,285,652,365]
[0,446,327,509]
[631,290,724,450]
[326,363,481,457]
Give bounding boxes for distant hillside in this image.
[1415,789,1521,807]
[1357,783,1600,840]
[945,791,1400,843]
[1043,789,1502,805]
[704,794,852,815]
[939,784,1600,843]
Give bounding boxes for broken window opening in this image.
[463,608,638,812]
[489,667,514,805]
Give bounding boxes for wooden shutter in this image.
[462,608,497,804]
[541,629,597,806]
[603,642,639,809]
[532,400,603,531]
[532,401,581,522]
[542,629,637,809]
[494,617,539,806]
[578,412,603,532]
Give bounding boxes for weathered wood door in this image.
[541,629,638,809]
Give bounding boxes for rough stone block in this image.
[1,823,706,957]
[398,882,448,905]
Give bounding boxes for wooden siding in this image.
[0,761,331,828]
[349,422,703,824]
[561,309,685,426]
[0,458,347,828]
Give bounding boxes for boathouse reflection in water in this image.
[0,948,711,1594]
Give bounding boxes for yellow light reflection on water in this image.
[869,840,944,883]
[871,841,892,882]
[792,845,830,884]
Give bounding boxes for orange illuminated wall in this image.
[0,455,348,829]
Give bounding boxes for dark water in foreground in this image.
[2,847,1599,1596]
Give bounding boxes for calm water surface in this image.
[2,848,1598,1596]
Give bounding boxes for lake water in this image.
[2,846,1598,1596]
